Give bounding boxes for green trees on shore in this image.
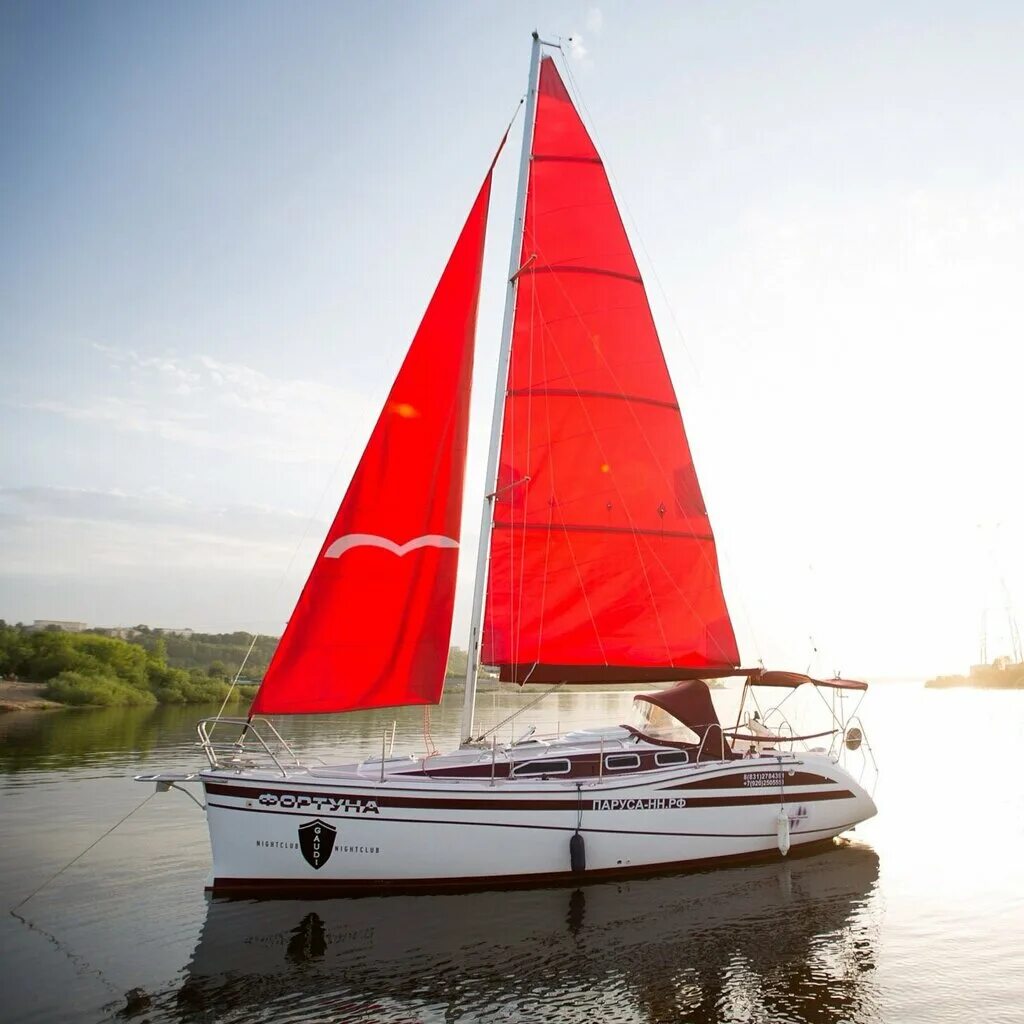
[0,621,474,707]
[128,627,278,681]
[0,623,257,707]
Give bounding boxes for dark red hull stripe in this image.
[208,836,851,896]
[269,764,837,783]
[208,800,855,840]
[204,782,853,813]
[200,760,804,795]
[669,771,837,790]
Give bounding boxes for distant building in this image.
[95,626,140,639]
[27,622,197,640]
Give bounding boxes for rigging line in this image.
[560,55,702,386]
[9,791,156,915]
[240,353,403,701]
[520,151,747,661]
[473,681,564,743]
[535,287,609,664]
[524,238,686,662]
[502,215,554,679]
[511,219,539,680]
[213,631,260,728]
[547,59,730,597]
[255,109,524,707]
[255,318,428,661]
[488,94,532,686]
[544,334,606,663]
[506,218,612,667]
[506,209,524,678]
[540,302,674,663]
[499,93,527,149]
[505,53,746,666]
[559,55,764,662]
[528,223,726,647]
[535,318,555,672]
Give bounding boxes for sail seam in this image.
[526,264,642,284]
[492,521,715,542]
[507,388,679,411]
[518,185,734,662]
[532,154,603,165]
[518,239,691,661]
[555,57,742,664]
[483,54,737,675]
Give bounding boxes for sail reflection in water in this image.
[174,843,879,1023]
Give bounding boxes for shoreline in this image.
[925,677,1024,690]
[0,680,65,712]
[0,676,716,713]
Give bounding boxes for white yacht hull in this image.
[201,752,875,893]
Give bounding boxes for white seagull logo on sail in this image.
[323,534,459,559]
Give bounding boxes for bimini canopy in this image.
[752,671,868,692]
[634,680,724,742]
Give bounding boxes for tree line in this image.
[0,621,471,707]
[0,622,257,707]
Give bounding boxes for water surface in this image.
[1,683,1022,1023]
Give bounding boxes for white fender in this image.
[776,808,791,856]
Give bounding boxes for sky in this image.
[2,0,1024,680]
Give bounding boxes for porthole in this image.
[654,750,689,767]
[512,758,572,777]
[605,753,641,771]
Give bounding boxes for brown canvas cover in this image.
[753,671,868,691]
[633,679,728,753]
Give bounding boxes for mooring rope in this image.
[7,790,161,1002]
[9,790,156,914]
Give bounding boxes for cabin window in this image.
[604,753,641,771]
[655,750,689,767]
[512,758,571,777]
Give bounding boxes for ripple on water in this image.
[2,686,1024,1024]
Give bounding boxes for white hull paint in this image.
[202,751,876,893]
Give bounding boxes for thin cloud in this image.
[568,35,589,62]
[0,486,326,631]
[19,345,375,465]
[568,8,601,66]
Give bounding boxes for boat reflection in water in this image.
[174,841,879,1023]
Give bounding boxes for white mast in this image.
[460,32,543,745]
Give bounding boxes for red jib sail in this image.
[482,58,739,684]
[251,170,494,715]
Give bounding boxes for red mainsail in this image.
[482,58,739,684]
[251,169,494,715]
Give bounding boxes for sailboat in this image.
[138,35,877,893]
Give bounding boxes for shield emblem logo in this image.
[298,819,337,870]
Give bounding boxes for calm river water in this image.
[1,682,1022,1024]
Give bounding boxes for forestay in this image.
[250,166,496,715]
